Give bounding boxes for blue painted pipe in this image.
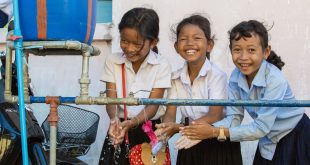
[12,0,29,164]
[139,99,310,107]
[29,96,310,107]
[30,96,76,103]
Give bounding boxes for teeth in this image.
[186,50,196,55]
[240,64,249,67]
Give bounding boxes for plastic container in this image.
[18,0,96,44]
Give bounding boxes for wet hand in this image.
[114,120,132,145]
[155,122,179,140]
[175,136,201,149]
[108,118,121,145]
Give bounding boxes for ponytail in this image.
[267,50,285,70]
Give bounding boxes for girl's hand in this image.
[155,122,179,140]
[180,121,214,140]
[114,120,132,145]
[108,118,121,144]
[175,136,201,149]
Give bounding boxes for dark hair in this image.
[267,50,285,70]
[229,20,285,69]
[174,14,214,59]
[118,7,159,53]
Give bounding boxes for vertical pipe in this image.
[23,53,30,103]
[49,126,57,165]
[46,97,59,165]
[23,53,29,96]
[12,0,29,164]
[4,45,13,97]
[79,50,90,97]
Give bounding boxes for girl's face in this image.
[120,28,157,64]
[174,24,213,64]
[231,33,270,85]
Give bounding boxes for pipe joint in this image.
[65,41,82,50]
[46,96,60,126]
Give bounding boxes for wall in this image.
[111,0,310,164]
[1,0,310,164]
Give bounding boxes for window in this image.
[96,0,112,23]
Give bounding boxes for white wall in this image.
[112,0,310,100]
[0,0,310,164]
[111,0,310,164]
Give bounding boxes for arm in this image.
[103,55,118,120]
[227,80,287,141]
[105,82,122,145]
[129,88,166,127]
[181,81,245,140]
[195,69,227,124]
[178,106,225,142]
[155,81,183,138]
[106,82,118,119]
[194,106,223,124]
[155,105,183,140]
[102,55,122,144]
[115,88,167,144]
[162,105,176,123]
[184,77,288,141]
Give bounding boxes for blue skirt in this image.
[254,114,310,165]
[0,9,8,28]
[177,138,242,165]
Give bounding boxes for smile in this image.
[240,63,250,67]
[185,49,197,55]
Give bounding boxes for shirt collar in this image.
[199,59,211,77]
[251,60,268,87]
[230,60,268,91]
[174,59,211,84]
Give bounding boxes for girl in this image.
[156,15,242,165]
[181,20,310,165]
[100,7,171,165]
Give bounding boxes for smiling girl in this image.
[181,20,310,165]
[156,15,242,165]
[100,7,171,164]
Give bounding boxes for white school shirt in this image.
[168,59,228,122]
[101,50,172,119]
[0,0,13,20]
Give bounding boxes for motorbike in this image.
[0,49,47,164]
[0,30,100,164]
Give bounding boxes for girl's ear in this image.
[264,45,271,59]
[207,40,214,52]
[174,42,179,54]
[150,39,159,49]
